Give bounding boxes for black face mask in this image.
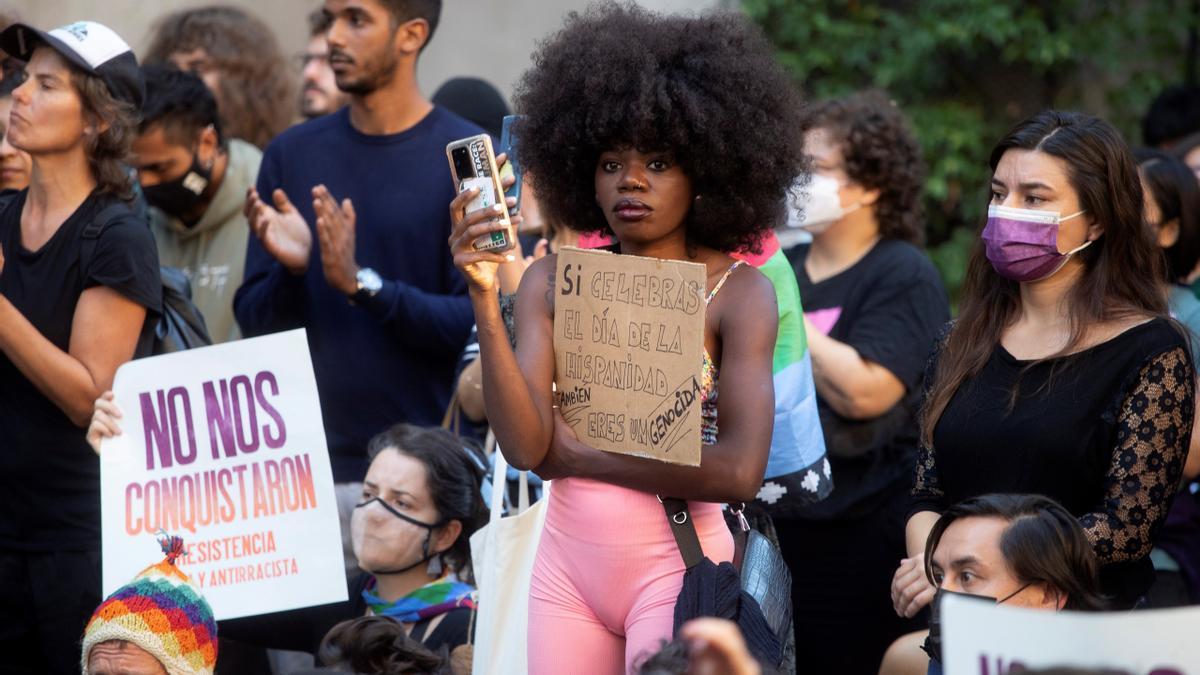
[142,154,212,222]
[354,497,444,575]
[921,585,1029,664]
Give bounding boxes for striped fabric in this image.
[735,232,832,511]
[82,537,217,675]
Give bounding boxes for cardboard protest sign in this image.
[941,593,1200,674]
[100,329,346,620]
[553,247,706,466]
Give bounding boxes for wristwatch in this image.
[352,267,383,303]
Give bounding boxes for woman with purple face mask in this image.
[890,110,1195,620]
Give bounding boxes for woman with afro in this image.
[448,4,806,673]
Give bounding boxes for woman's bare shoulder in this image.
[516,253,560,317]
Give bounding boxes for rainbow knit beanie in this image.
[81,533,218,675]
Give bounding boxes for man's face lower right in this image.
[324,0,399,96]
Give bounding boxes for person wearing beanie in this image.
[82,533,218,675]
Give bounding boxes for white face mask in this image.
[792,173,860,233]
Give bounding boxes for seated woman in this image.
[87,415,485,656]
[887,494,1105,675]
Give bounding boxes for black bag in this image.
[80,203,213,355]
[662,498,791,667]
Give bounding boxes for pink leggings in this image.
[527,478,734,674]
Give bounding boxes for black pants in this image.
[0,549,102,675]
[775,479,925,675]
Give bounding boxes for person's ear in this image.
[433,519,463,556]
[1036,583,1067,611]
[1085,215,1104,242]
[394,17,430,56]
[1158,217,1181,249]
[858,185,881,207]
[197,125,219,169]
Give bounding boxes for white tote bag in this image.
[470,437,549,675]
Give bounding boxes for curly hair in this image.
[513,2,807,254]
[145,6,294,149]
[71,70,138,201]
[809,90,926,244]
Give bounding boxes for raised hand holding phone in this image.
[446,134,515,254]
[448,151,521,294]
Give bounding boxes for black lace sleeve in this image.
[910,322,954,516]
[1081,346,1194,564]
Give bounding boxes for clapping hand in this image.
[245,187,313,275]
[313,186,359,296]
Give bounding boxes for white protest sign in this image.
[942,593,1200,675]
[100,329,346,620]
[553,247,706,466]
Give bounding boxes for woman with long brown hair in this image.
[891,110,1195,617]
[0,21,160,673]
[145,5,295,149]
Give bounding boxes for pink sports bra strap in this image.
[705,260,746,304]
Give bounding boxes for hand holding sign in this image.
[100,329,345,620]
[87,390,123,454]
[553,247,706,466]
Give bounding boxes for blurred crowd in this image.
[1,2,1200,675]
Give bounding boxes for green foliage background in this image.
[743,0,1196,300]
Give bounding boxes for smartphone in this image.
[498,115,524,215]
[446,134,514,253]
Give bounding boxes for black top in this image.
[913,318,1194,607]
[0,190,160,551]
[219,573,473,656]
[788,239,949,518]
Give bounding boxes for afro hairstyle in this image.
[512,2,807,255]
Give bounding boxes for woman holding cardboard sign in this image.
[449,6,803,674]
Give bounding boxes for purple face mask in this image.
[982,204,1092,283]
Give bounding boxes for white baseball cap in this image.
[0,21,144,109]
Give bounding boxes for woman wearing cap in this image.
[892,111,1194,622]
[0,21,160,673]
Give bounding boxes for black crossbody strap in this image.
[660,496,705,569]
[79,203,134,272]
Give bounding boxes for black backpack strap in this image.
[79,202,136,272]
